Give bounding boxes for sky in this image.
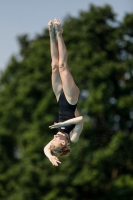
[0,0,133,71]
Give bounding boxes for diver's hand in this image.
[49,155,61,166]
[49,122,62,129]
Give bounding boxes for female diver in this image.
[44,18,84,166]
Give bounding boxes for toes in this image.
[53,18,63,34]
[48,20,54,33]
[57,19,60,23]
[48,20,52,26]
[54,20,58,25]
[54,18,60,24]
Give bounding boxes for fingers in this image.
[52,160,61,166]
[56,160,61,164]
[52,161,58,166]
[49,123,58,129]
[54,160,61,166]
[49,125,54,129]
[51,157,61,166]
[49,122,61,129]
[54,156,61,163]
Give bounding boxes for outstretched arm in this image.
[49,116,83,129]
[44,142,61,166]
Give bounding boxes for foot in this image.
[48,20,54,36]
[54,18,63,36]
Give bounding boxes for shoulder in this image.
[44,141,52,150]
[75,108,79,117]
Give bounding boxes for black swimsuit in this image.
[58,90,77,136]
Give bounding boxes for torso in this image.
[58,90,78,135]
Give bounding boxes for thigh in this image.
[59,66,79,104]
[52,70,63,101]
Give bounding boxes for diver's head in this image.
[50,132,71,156]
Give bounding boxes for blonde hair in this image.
[50,133,71,157]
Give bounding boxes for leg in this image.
[48,20,62,101]
[54,18,79,105]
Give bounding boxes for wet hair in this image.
[50,133,71,156]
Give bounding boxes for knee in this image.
[51,62,59,72]
[59,61,67,70]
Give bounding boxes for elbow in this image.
[75,116,84,125]
[79,116,84,125]
[80,116,84,121]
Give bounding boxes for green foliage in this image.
[0,4,133,200]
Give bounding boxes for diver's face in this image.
[51,132,67,146]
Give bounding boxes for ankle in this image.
[49,32,55,38]
[55,31,62,37]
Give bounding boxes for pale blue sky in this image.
[0,0,133,71]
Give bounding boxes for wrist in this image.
[58,122,64,126]
[61,121,67,126]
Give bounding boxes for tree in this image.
[0,4,133,200]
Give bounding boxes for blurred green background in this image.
[0,4,133,200]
